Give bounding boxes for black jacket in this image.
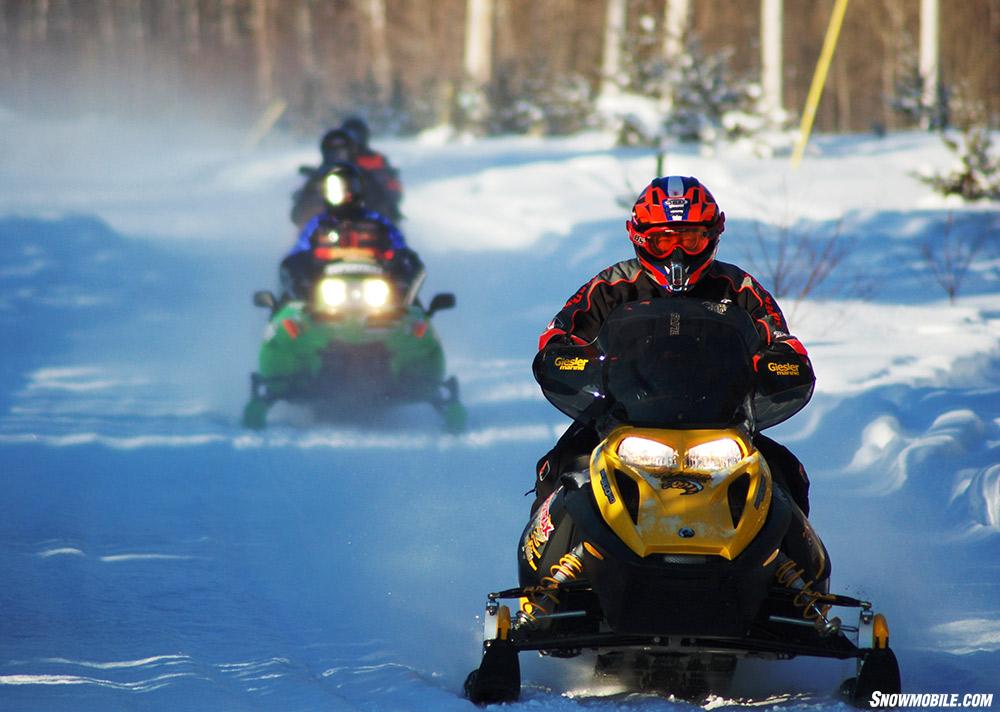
[539,258,808,360]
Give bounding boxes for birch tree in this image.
[183,0,201,55]
[251,0,274,105]
[919,0,939,128]
[365,0,392,103]
[464,0,493,86]
[97,0,115,45]
[661,0,690,109]
[32,0,50,43]
[601,0,626,97]
[462,0,494,127]
[220,0,238,49]
[0,2,8,84]
[760,0,783,117]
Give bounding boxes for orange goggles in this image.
[635,226,711,258]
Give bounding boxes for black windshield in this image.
[535,299,768,430]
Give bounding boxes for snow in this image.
[0,107,998,711]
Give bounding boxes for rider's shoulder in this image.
[705,260,765,289]
[589,258,645,285]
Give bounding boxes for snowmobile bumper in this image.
[465,590,899,706]
[483,584,868,661]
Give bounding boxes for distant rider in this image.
[533,176,813,515]
[340,116,403,215]
[281,162,422,301]
[291,120,403,227]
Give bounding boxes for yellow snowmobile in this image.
[464,297,900,706]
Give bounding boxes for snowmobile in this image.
[242,255,465,432]
[464,297,900,706]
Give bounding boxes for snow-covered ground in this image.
[0,108,998,711]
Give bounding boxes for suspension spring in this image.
[520,544,586,626]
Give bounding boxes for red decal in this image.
[536,494,555,537]
[564,283,588,308]
[783,337,809,356]
[356,154,387,170]
[282,319,300,339]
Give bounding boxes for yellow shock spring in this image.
[775,557,833,621]
[521,545,585,625]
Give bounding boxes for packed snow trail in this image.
[0,114,998,709]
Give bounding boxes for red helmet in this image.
[627,176,726,292]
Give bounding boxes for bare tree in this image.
[364,0,392,104]
[460,0,494,128]
[875,0,909,131]
[32,0,50,43]
[121,0,143,44]
[295,1,317,77]
[919,0,940,128]
[183,0,201,55]
[661,0,690,111]
[921,212,991,303]
[760,0,783,117]
[0,1,8,85]
[251,0,274,105]
[740,217,860,304]
[601,0,626,96]
[96,0,116,44]
[220,0,239,49]
[464,0,494,85]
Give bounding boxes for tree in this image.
[662,0,690,109]
[760,0,783,118]
[460,0,494,129]
[464,0,493,86]
[364,0,392,105]
[251,0,274,105]
[919,0,940,129]
[920,212,992,303]
[601,0,626,97]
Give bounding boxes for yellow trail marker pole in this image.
[244,98,288,151]
[790,0,850,170]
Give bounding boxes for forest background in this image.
[1,0,997,141]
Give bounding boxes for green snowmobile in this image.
[242,257,466,432]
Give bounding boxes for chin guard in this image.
[666,252,690,292]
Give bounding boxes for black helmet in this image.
[318,162,365,209]
[320,129,358,163]
[340,116,370,149]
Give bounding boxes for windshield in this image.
[535,299,784,430]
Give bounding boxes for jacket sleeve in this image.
[288,216,321,257]
[538,269,625,350]
[730,272,809,359]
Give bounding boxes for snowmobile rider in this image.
[533,175,813,515]
[291,123,402,226]
[280,162,423,302]
[339,116,404,214]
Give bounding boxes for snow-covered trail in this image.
[2,218,996,711]
[1,114,998,709]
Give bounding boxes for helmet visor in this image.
[638,226,711,258]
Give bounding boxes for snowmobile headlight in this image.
[362,278,391,308]
[685,438,743,471]
[322,175,348,205]
[316,277,348,309]
[617,437,678,471]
